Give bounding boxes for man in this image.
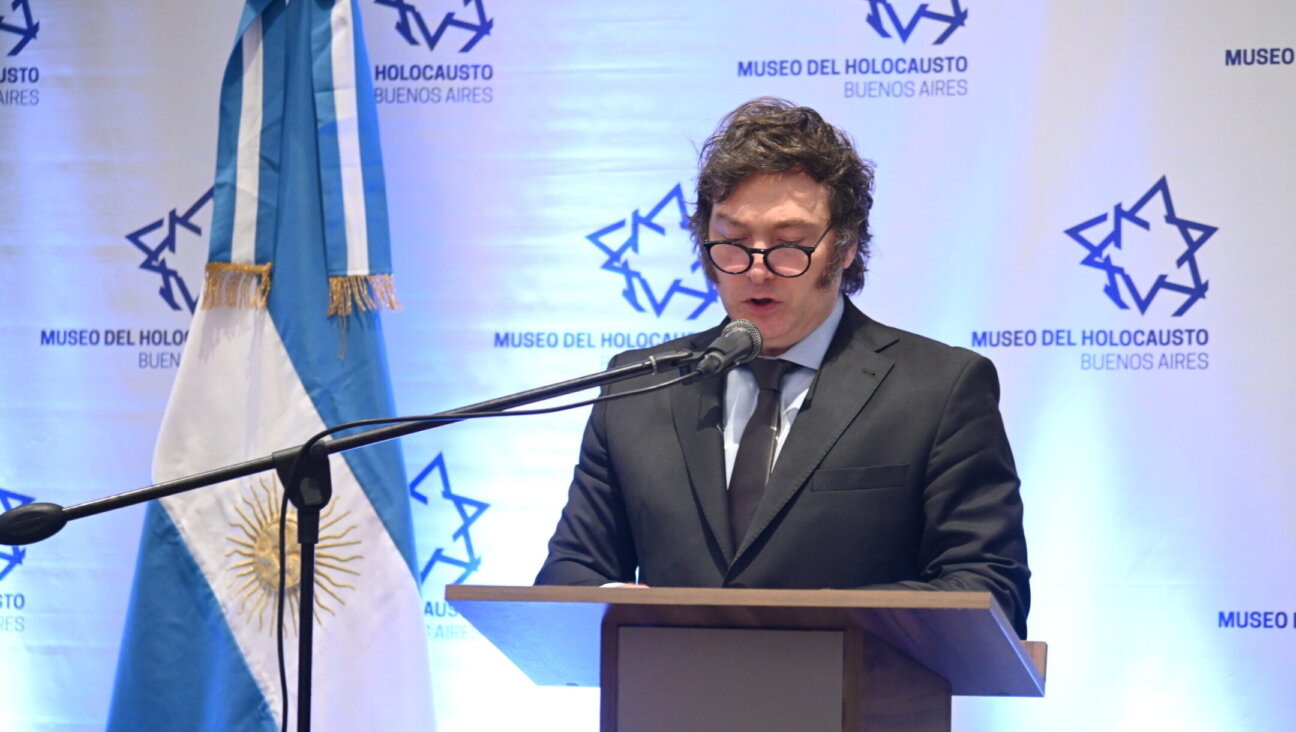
[536,98,1030,638]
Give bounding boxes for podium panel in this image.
[616,627,844,732]
[447,585,1045,732]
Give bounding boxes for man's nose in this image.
[745,249,774,283]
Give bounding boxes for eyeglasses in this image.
[702,227,831,278]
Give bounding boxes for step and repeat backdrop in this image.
[2,1,1294,730]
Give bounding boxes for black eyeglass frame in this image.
[701,226,832,278]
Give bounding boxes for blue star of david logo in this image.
[0,487,35,582]
[125,187,213,314]
[588,184,719,320]
[864,0,967,45]
[410,453,488,585]
[374,0,493,53]
[0,0,39,57]
[1065,176,1215,317]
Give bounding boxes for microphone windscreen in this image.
[722,319,763,364]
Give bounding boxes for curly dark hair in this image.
[690,97,875,295]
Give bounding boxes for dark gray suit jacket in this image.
[536,301,1030,638]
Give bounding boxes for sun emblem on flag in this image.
[225,477,363,634]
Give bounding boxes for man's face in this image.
[707,170,855,356]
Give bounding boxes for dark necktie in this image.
[728,358,790,551]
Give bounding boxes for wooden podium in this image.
[446,585,1046,732]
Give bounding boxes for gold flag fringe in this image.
[201,262,272,310]
[327,274,401,318]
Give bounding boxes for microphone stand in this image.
[0,348,702,732]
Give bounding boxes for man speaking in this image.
[536,97,1030,639]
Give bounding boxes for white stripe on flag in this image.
[329,0,369,275]
[154,306,432,730]
[233,17,264,266]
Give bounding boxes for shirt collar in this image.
[769,295,844,373]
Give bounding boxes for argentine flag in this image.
[108,0,433,729]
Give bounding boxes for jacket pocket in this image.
[809,464,910,492]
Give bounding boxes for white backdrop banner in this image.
[1,1,1294,730]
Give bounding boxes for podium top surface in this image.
[447,585,1045,698]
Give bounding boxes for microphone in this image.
[695,319,763,376]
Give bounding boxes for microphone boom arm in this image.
[0,348,703,545]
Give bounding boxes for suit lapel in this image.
[732,304,898,560]
[670,327,734,563]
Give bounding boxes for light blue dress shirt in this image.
[721,295,846,485]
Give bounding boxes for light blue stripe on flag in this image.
[210,0,278,267]
[107,505,274,732]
